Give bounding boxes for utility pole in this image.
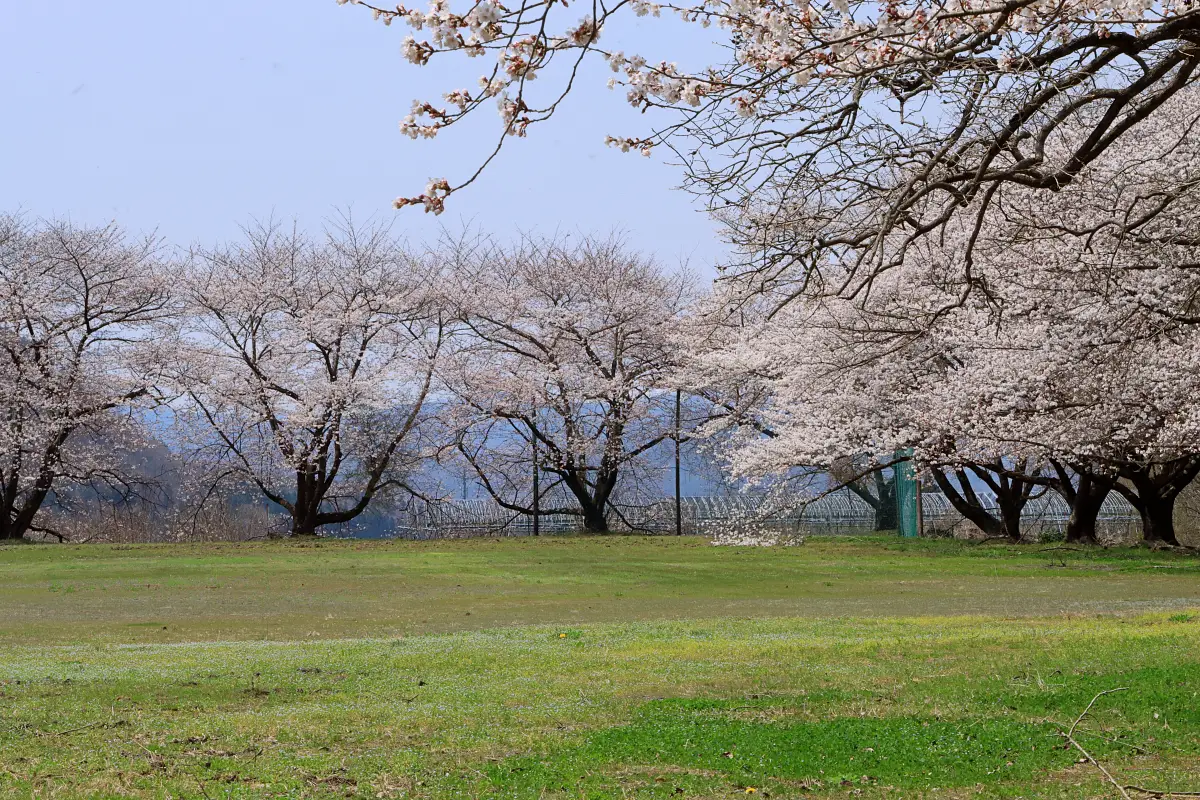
[675,389,683,536]
[531,420,540,537]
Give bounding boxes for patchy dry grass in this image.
[3,536,1199,645]
[1,536,1198,798]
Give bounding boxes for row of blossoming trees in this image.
[335,0,1200,546]
[0,216,707,541]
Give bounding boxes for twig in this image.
[1124,787,1200,798]
[39,718,108,737]
[1069,688,1129,740]
[1063,688,1132,800]
[1062,689,1200,799]
[192,775,215,800]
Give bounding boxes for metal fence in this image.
[920,489,1140,541]
[376,486,1141,541]
[382,489,879,539]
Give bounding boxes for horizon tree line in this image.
[4,202,1200,545]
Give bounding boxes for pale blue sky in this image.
[1,1,726,268]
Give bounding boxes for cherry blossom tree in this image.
[440,234,698,532]
[691,86,1200,544]
[168,219,449,537]
[341,0,1200,304]
[910,90,1200,544]
[936,320,1200,546]
[0,215,172,541]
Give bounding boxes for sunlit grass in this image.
[1,536,1198,797]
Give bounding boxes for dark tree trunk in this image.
[1046,461,1113,545]
[1115,456,1200,546]
[562,468,612,533]
[931,467,1008,540]
[291,512,319,537]
[846,469,896,531]
[1,483,52,542]
[288,468,325,537]
[996,495,1025,542]
[0,496,21,540]
[873,470,897,531]
[580,505,609,533]
[1134,495,1181,546]
[1,442,67,542]
[1064,476,1110,545]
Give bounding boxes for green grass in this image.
[1,536,1199,798]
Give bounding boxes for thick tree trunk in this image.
[1047,462,1111,545]
[561,466,613,534]
[1116,457,1200,546]
[1,469,57,542]
[996,497,1024,542]
[1064,477,1109,544]
[291,514,319,537]
[580,505,610,533]
[289,469,325,537]
[873,475,897,531]
[875,505,896,532]
[1,497,43,542]
[0,500,21,540]
[931,466,1014,541]
[846,469,895,531]
[1135,496,1181,546]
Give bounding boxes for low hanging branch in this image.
[342,0,1200,312]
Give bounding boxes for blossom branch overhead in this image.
[340,0,1200,313]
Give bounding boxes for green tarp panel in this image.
[894,450,919,538]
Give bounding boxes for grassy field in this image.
[1,536,1199,798]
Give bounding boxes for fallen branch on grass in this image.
[1123,787,1200,798]
[1062,688,1132,800]
[37,717,123,737]
[49,720,107,736]
[1063,688,1200,799]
